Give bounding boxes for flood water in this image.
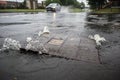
[0,9,120,80]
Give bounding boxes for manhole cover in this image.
[48,38,63,45]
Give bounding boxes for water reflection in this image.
[53,12,56,21]
[24,12,39,14]
[85,13,120,33]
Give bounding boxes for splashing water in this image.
[0,26,49,54]
[0,38,21,51]
[89,34,106,46]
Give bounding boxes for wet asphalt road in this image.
[0,9,120,80]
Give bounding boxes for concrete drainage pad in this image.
[48,38,63,45]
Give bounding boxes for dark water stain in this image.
[56,25,73,28]
[85,23,114,33]
[87,13,120,22]
[0,22,30,26]
[0,36,4,38]
[24,12,39,14]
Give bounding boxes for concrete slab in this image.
[21,29,99,63]
[76,36,99,63]
[58,32,80,59]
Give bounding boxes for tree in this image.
[45,0,78,6]
[60,0,78,6]
[87,0,97,9]
[87,0,107,10]
[72,1,85,9]
[80,2,85,9]
[45,0,62,6]
[45,0,82,8]
[17,0,28,9]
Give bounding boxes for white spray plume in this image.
[38,26,50,37]
[43,26,50,34]
[1,38,21,51]
[89,34,106,46]
[26,37,32,42]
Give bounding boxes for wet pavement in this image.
[0,9,120,80]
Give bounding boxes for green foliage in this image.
[93,8,120,13]
[74,2,85,9]
[59,0,77,6]
[80,2,85,9]
[87,0,96,9]
[45,0,62,6]
[16,0,28,9]
[45,0,85,9]
[87,0,107,9]
[70,8,85,13]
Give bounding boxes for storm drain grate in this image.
[48,38,63,45]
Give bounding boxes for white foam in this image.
[1,38,21,51]
[26,37,32,42]
[43,26,50,34]
[89,34,106,46]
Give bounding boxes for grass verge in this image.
[69,8,85,13]
[93,8,120,14]
[0,9,45,13]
